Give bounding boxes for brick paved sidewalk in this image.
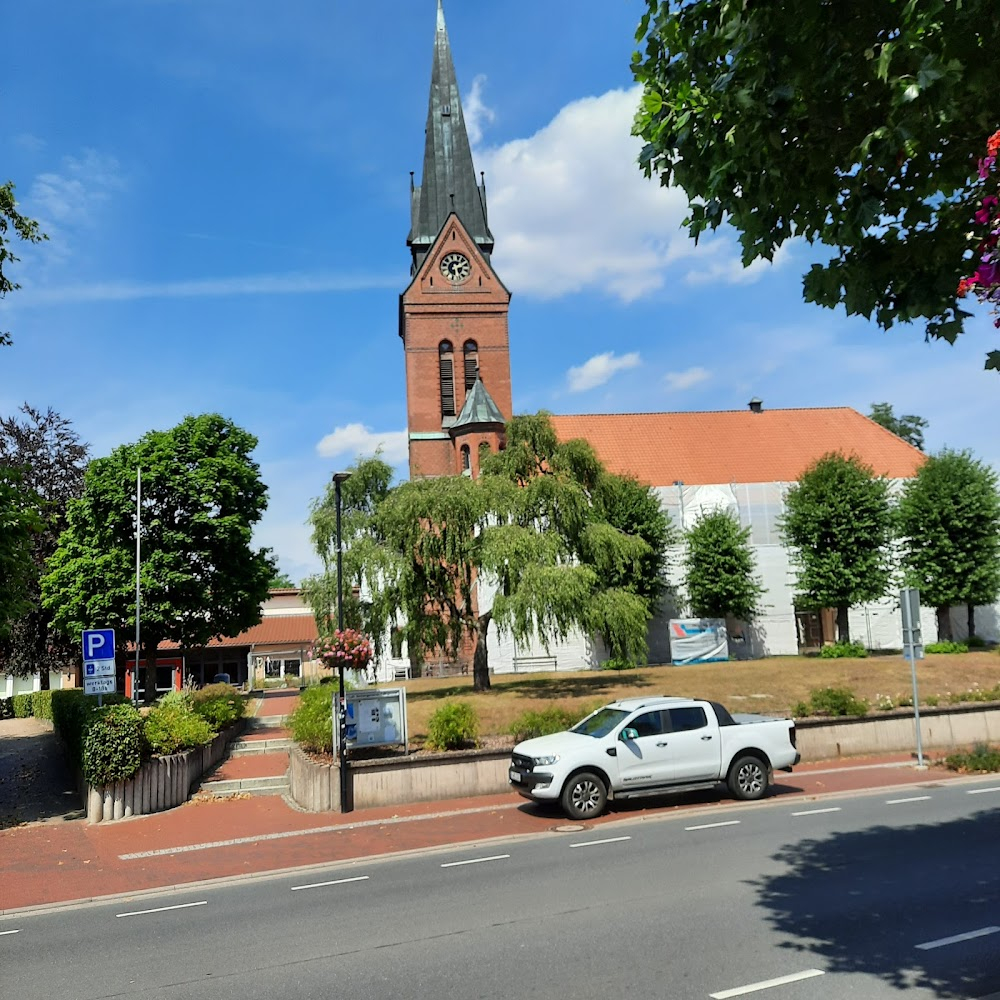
[0,752,976,915]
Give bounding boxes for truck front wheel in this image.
[560,771,607,819]
[728,755,769,801]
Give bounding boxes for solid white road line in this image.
[116,900,208,918]
[569,836,632,849]
[440,854,510,869]
[915,927,1000,951]
[967,787,1000,795]
[685,820,740,832]
[0,929,21,936]
[791,807,842,817]
[886,795,931,805]
[709,969,824,1000]
[710,969,825,998]
[291,875,370,892]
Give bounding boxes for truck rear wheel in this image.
[560,771,607,819]
[728,755,768,801]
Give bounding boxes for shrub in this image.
[925,640,969,654]
[290,683,334,753]
[426,701,478,750]
[191,683,245,729]
[144,703,215,755]
[157,689,193,711]
[601,657,637,671]
[924,695,940,707]
[31,690,53,721]
[82,704,145,786]
[507,706,580,742]
[12,693,33,717]
[51,689,97,763]
[0,696,11,720]
[819,640,868,659]
[944,743,1000,773]
[793,687,869,718]
[966,635,988,649]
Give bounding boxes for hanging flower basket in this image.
[958,131,1000,347]
[315,628,374,674]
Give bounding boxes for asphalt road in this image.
[4,781,1000,1000]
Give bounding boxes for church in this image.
[384,2,996,678]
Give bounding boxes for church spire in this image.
[408,0,493,273]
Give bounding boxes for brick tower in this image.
[401,0,511,480]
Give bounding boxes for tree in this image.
[683,509,764,625]
[268,569,296,589]
[897,449,1000,641]
[868,402,928,451]
[1,182,46,347]
[632,0,1000,365]
[0,468,42,636]
[42,413,275,702]
[780,453,894,643]
[0,405,89,684]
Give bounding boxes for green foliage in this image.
[683,510,764,622]
[601,657,636,671]
[507,706,581,742]
[818,640,869,659]
[925,640,969,654]
[157,689,193,710]
[41,413,274,702]
[190,683,245,729]
[290,683,334,753]
[30,690,53,720]
[632,0,998,364]
[268,569,296,588]
[868,403,928,451]
[781,453,894,642]
[0,181,47,347]
[792,687,869,718]
[82,704,145,786]
[426,701,479,750]
[944,743,1000,773]
[897,450,1000,629]
[0,467,43,638]
[967,634,989,649]
[12,692,32,717]
[51,689,98,763]
[144,703,215,755]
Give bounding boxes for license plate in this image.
[509,769,521,783]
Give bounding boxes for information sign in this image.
[82,628,116,697]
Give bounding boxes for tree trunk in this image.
[968,603,977,639]
[472,613,491,693]
[936,606,952,643]
[836,606,850,644]
[142,641,159,705]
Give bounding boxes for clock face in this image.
[440,252,471,283]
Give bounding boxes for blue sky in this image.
[3,0,997,584]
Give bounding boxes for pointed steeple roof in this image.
[452,371,506,431]
[408,1,493,272]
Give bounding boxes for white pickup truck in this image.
[508,696,800,819]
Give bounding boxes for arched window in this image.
[463,339,479,392]
[460,444,471,474]
[439,341,455,417]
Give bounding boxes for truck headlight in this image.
[533,754,560,766]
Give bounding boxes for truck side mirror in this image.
[620,727,639,742]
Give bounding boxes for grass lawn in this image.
[390,652,1000,744]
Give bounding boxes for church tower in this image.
[401,0,511,480]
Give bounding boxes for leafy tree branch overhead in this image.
[0,182,46,347]
[632,0,1000,367]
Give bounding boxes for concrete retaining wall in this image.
[289,704,1000,813]
[85,724,243,824]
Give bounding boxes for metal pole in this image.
[335,476,349,813]
[133,467,142,707]
[901,589,924,767]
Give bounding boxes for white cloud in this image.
[29,149,124,227]
[684,243,792,287]
[316,423,408,463]
[567,351,641,392]
[475,86,785,303]
[663,366,711,392]
[464,74,495,146]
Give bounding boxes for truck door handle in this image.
[701,735,713,741]
[656,741,669,747]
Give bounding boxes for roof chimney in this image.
[748,397,763,414]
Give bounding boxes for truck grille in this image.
[511,753,534,772]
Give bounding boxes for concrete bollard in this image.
[87,785,104,823]
[113,781,124,820]
[124,778,134,818]
[103,786,113,822]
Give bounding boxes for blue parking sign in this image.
[82,629,115,662]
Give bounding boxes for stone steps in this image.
[197,774,291,797]
[230,737,294,756]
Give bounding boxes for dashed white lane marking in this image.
[116,900,208,918]
[967,787,1000,795]
[710,968,825,998]
[0,929,21,936]
[791,807,842,817]
[569,836,631,849]
[291,875,370,892]
[440,854,510,869]
[685,820,740,832]
[915,927,1000,951]
[886,795,931,805]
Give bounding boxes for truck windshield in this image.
[571,708,629,738]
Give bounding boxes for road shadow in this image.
[0,721,83,827]
[753,809,1000,997]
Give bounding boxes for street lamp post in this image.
[333,471,352,813]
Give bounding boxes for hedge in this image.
[191,683,245,729]
[82,704,145,786]
[144,703,215,755]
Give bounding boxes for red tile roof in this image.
[159,615,318,651]
[549,407,925,486]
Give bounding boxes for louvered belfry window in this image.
[439,341,456,417]
[464,339,479,392]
